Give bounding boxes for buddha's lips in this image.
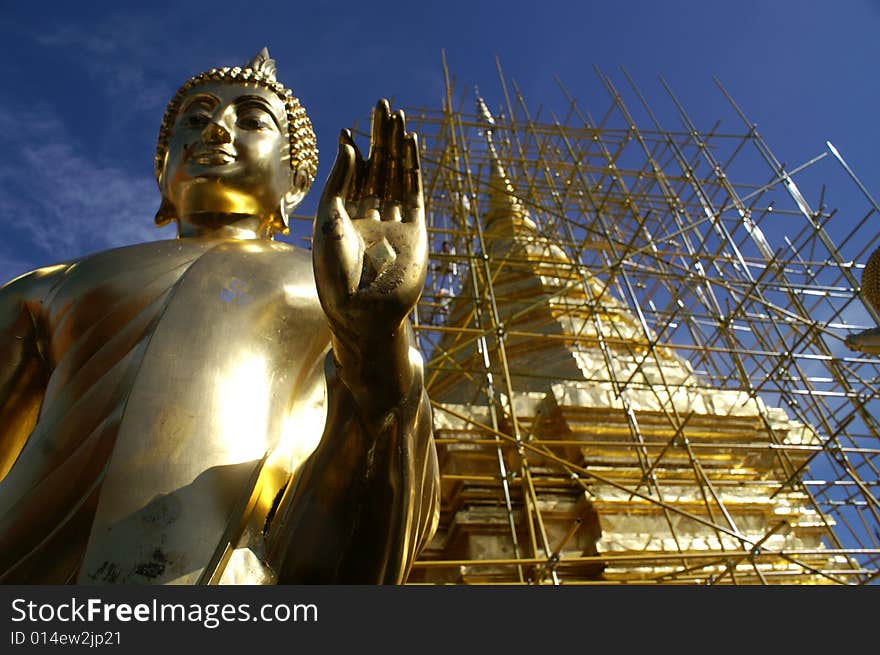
[191,148,237,165]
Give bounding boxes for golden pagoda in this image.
[399,63,880,585]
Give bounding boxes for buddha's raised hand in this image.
[313,99,427,352]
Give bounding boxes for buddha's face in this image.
[160,81,302,233]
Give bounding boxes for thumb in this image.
[319,131,356,206]
[314,140,363,299]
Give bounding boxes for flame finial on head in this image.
[247,47,277,80]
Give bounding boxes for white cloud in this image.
[0,104,175,281]
[34,17,175,111]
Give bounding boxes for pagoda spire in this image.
[475,90,537,236]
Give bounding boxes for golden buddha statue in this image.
[0,49,439,584]
[846,246,880,354]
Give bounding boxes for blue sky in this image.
[1,1,879,282]
[1,1,879,575]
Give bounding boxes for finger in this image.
[354,114,381,219]
[403,132,424,223]
[339,129,365,204]
[314,144,363,298]
[340,128,363,161]
[383,110,405,220]
[357,194,382,222]
[365,99,390,198]
[313,197,363,299]
[319,132,357,208]
[315,138,358,277]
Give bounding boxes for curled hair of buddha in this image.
[153,47,318,229]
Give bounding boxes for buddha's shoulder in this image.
[0,262,72,306]
[79,238,312,268]
[67,238,313,282]
[4,238,315,304]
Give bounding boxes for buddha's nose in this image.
[202,120,231,145]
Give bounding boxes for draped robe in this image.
[0,238,439,584]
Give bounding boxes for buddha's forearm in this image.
[271,348,438,583]
[329,318,423,422]
[332,372,434,583]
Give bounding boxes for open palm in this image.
[313,99,427,346]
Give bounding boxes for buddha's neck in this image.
[178,213,268,240]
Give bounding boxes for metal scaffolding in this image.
[390,58,880,584]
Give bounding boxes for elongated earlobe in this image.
[155,198,177,227]
[267,162,311,237]
[265,199,290,238]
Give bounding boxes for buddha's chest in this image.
[35,239,331,584]
[41,239,324,369]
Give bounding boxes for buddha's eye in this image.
[237,110,274,131]
[184,112,211,128]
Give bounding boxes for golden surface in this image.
[0,50,439,584]
[404,79,868,585]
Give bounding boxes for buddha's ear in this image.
[270,163,312,237]
[154,151,177,227]
[285,161,312,210]
[154,197,177,228]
